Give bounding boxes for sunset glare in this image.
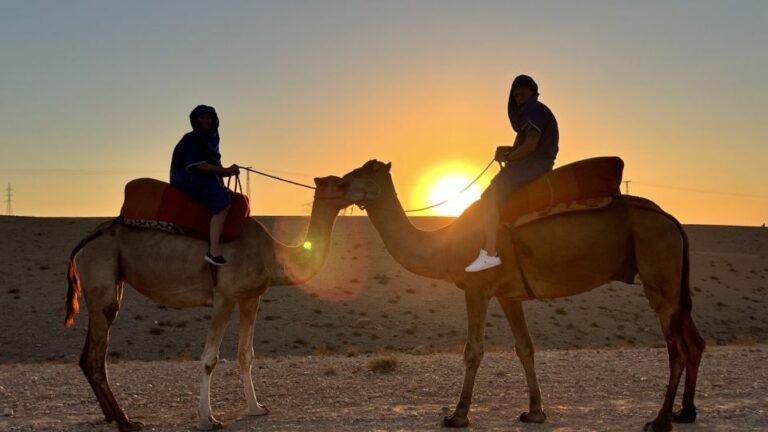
[413,162,490,216]
[426,175,482,216]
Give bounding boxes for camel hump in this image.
[120,178,250,242]
[500,156,624,225]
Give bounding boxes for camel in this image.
[64,176,352,431]
[340,160,705,432]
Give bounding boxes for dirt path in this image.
[1,345,766,431]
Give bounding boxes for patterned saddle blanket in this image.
[119,178,250,241]
[500,156,623,227]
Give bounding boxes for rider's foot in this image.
[464,249,501,272]
[204,252,227,266]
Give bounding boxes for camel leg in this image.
[444,286,492,428]
[80,282,143,432]
[673,313,705,423]
[237,297,269,416]
[497,297,546,423]
[197,296,235,430]
[644,308,686,432]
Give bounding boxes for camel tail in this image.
[625,195,692,313]
[676,219,692,313]
[663,214,691,313]
[65,218,121,327]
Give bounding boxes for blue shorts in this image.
[175,176,231,214]
[485,158,554,202]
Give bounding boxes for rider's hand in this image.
[227,164,240,176]
[494,146,513,162]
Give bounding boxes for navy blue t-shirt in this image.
[170,132,224,192]
[508,95,558,162]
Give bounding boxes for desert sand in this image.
[0,215,767,431]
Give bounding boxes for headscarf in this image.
[507,75,540,131]
[188,105,221,164]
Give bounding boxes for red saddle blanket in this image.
[499,156,623,224]
[119,178,250,241]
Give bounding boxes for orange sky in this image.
[1,2,766,225]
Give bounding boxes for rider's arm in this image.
[193,162,240,177]
[505,128,541,161]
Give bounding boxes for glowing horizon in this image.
[0,2,766,226]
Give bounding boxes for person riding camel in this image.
[465,75,559,272]
[170,105,240,266]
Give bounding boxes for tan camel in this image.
[341,160,705,432]
[64,176,352,431]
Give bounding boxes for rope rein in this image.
[235,159,496,213]
[240,166,316,190]
[404,158,496,213]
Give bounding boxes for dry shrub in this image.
[313,345,337,356]
[368,356,398,373]
[177,350,195,361]
[732,335,758,346]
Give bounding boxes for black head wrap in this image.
[508,75,540,118]
[189,105,220,133]
[511,75,538,94]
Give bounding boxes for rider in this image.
[170,105,240,266]
[465,75,559,272]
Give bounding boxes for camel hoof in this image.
[672,407,697,423]
[519,410,547,423]
[643,418,672,432]
[197,416,224,430]
[443,414,470,428]
[118,420,144,432]
[247,404,270,417]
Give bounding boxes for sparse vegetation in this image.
[368,356,398,373]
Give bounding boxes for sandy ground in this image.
[0,346,766,431]
[0,216,766,363]
[0,216,767,430]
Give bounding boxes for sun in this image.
[413,162,490,217]
[426,175,483,216]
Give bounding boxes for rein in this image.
[403,158,495,213]
[235,158,496,211]
[240,166,316,190]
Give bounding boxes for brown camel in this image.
[340,160,705,432]
[64,176,352,431]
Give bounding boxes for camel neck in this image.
[271,199,339,286]
[364,177,453,280]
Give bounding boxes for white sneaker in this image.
[464,249,501,272]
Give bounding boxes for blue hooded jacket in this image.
[169,105,231,212]
[507,77,559,163]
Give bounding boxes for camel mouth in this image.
[313,176,354,205]
[339,176,381,204]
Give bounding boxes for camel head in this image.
[339,160,391,207]
[313,175,354,210]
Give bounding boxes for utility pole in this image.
[4,183,12,216]
[623,180,631,195]
[246,170,251,200]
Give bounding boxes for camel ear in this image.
[314,177,324,187]
[385,162,391,172]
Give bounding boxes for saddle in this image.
[500,156,623,227]
[119,178,250,241]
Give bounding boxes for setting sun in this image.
[412,162,491,217]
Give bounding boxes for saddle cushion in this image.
[120,178,250,241]
[499,156,623,224]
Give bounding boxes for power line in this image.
[633,181,768,199]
